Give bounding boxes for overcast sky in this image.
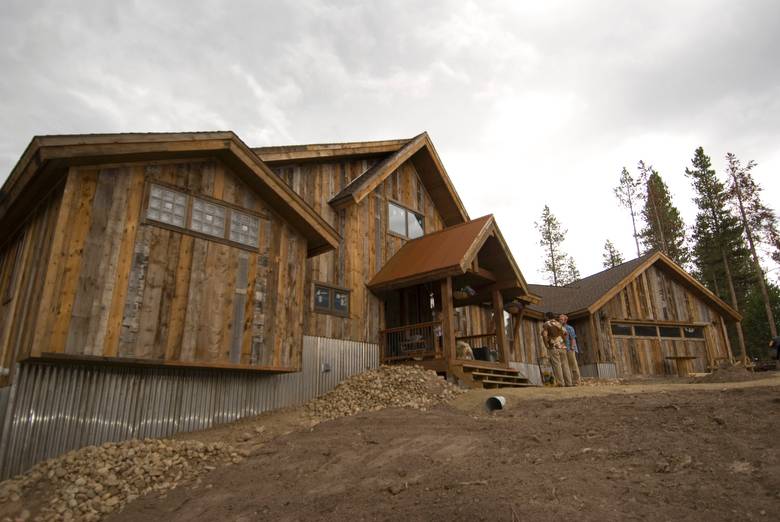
[2,0,779,283]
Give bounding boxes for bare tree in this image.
[614,167,642,257]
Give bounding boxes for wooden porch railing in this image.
[456,333,502,362]
[380,321,442,363]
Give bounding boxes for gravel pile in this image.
[0,439,245,521]
[306,365,464,420]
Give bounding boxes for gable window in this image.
[610,321,706,341]
[147,184,187,227]
[144,182,263,252]
[634,324,658,337]
[388,201,424,239]
[683,326,704,339]
[230,210,260,248]
[611,323,632,336]
[313,283,349,317]
[191,198,226,238]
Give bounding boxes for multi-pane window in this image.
[147,184,187,227]
[230,210,260,248]
[388,202,424,239]
[190,198,226,238]
[145,183,261,249]
[314,283,349,316]
[611,322,705,341]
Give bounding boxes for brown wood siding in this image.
[0,184,64,386]
[273,158,450,343]
[593,264,731,376]
[24,158,306,372]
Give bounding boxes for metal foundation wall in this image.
[508,362,543,386]
[0,336,378,479]
[580,362,618,379]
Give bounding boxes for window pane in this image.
[230,210,260,248]
[388,202,407,236]
[634,325,658,337]
[611,323,632,336]
[191,198,226,238]
[333,290,349,314]
[683,326,705,339]
[314,286,331,310]
[407,211,424,239]
[659,326,682,338]
[147,184,187,227]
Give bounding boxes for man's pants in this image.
[549,348,573,387]
[566,350,581,385]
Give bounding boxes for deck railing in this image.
[456,333,502,362]
[380,321,442,363]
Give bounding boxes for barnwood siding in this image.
[23,159,306,371]
[510,314,543,364]
[591,264,731,376]
[273,159,450,343]
[0,185,64,386]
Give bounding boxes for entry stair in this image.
[453,362,534,389]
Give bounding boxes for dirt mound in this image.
[691,365,763,384]
[305,365,463,420]
[0,439,244,521]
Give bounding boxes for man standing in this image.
[560,314,581,385]
[541,312,573,387]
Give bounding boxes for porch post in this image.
[512,310,523,362]
[440,277,456,365]
[492,289,510,365]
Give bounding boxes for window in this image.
[147,184,187,227]
[190,198,226,238]
[144,183,263,251]
[230,210,260,248]
[659,326,682,338]
[634,325,658,337]
[314,283,350,316]
[611,323,632,336]
[683,326,705,339]
[388,202,424,239]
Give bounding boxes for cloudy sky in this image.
[2,0,779,282]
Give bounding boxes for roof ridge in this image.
[252,137,414,152]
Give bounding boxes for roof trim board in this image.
[328,132,470,226]
[0,132,340,257]
[254,138,410,163]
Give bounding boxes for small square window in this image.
[611,323,632,336]
[407,212,424,239]
[659,326,682,338]
[634,325,658,337]
[230,210,260,248]
[191,198,226,238]
[388,201,425,239]
[314,286,332,311]
[333,290,349,315]
[683,326,705,339]
[147,184,187,227]
[388,202,406,236]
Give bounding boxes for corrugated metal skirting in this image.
[0,336,378,479]
[580,362,618,379]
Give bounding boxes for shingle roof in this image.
[528,253,655,314]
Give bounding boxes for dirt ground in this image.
[108,374,780,522]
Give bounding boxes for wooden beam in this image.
[511,311,523,362]
[465,266,496,282]
[492,288,510,366]
[440,277,457,365]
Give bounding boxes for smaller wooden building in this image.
[526,252,741,377]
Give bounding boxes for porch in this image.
[369,216,539,389]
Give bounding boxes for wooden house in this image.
[526,252,742,377]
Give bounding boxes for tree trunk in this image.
[732,190,778,338]
[629,200,640,257]
[721,250,748,362]
[647,181,668,254]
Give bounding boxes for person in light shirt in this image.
[559,314,582,386]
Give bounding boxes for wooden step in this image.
[470,371,529,383]
[479,379,536,388]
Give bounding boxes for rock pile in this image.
[305,365,463,420]
[0,439,244,521]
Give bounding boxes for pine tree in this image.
[535,205,578,286]
[725,153,779,339]
[614,167,642,257]
[602,239,625,268]
[638,161,689,265]
[685,147,752,361]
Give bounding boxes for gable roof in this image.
[528,252,741,321]
[0,132,339,257]
[368,215,530,302]
[328,132,469,227]
[254,138,410,163]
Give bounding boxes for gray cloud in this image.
[2,0,779,279]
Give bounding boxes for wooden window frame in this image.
[607,319,706,342]
[387,199,425,240]
[141,181,267,253]
[313,282,350,318]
